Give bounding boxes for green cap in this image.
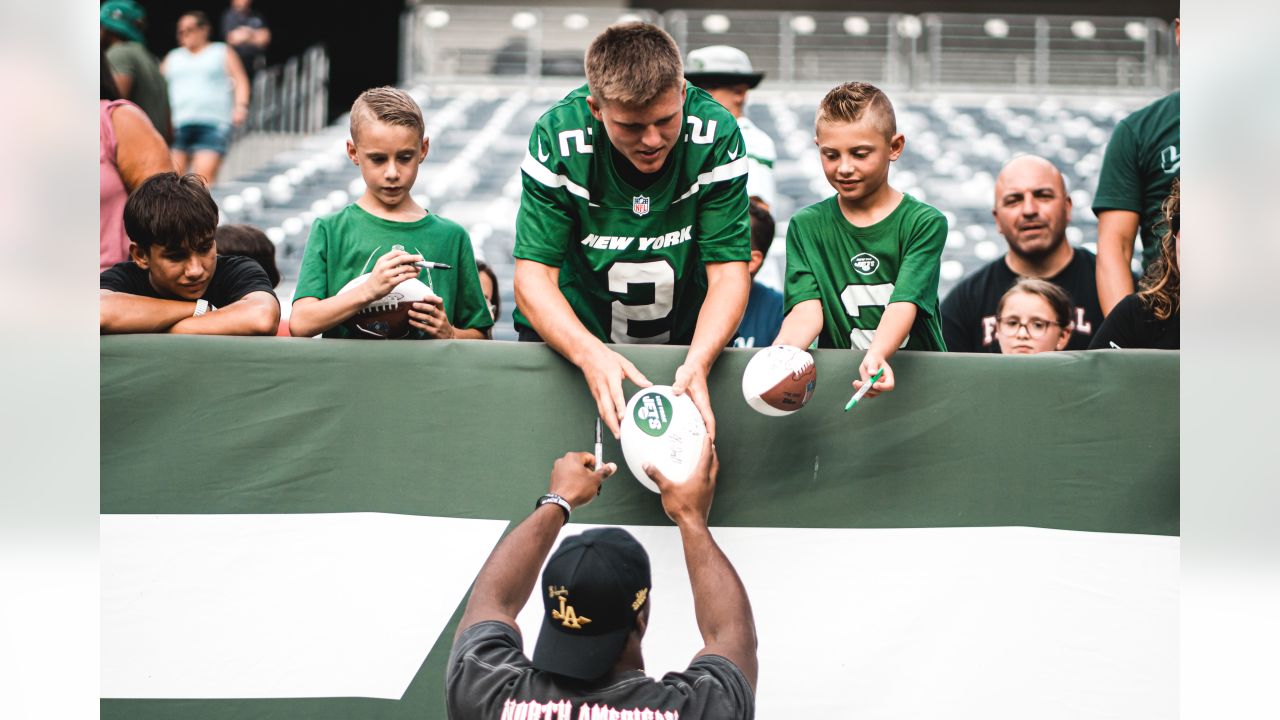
[100,0,146,45]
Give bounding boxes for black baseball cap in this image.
[532,527,651,681]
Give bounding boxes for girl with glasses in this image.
[994,277,1074,355]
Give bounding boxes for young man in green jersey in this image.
[513,23,751,439]
[291,87,492,340]
[774,82,947,400]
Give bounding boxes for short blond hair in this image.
[816,82,897,140]
[585,23,683,105]
[350,86,424,143]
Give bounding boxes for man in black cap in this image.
[446,437,756,718]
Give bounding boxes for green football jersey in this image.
[294,204,493,339]
[784,194,948,351]
[1092,91,1179,270]
[513,83,751,344]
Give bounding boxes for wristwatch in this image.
[536,493,571,525]
[193,299,210,317]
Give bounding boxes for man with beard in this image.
[941,155,1104,352]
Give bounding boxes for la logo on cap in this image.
[548,585,591,630]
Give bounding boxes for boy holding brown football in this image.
[773,81,948,400]
[290,86,492,339]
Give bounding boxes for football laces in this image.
[782,349,815,379]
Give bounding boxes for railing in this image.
[220,45,330,183]
[400,5,1177,94]
[244,44,329,135]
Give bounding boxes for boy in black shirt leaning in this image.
[100,172,279,335]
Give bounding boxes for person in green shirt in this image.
[775,82,947,401]
[101,0,173,141]
[513,23,751,439]
[1094,18,1180,316]
[291,87,493,340]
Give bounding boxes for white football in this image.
[620,385,707,493]
[741,345,817,416]
[336,274,436,339]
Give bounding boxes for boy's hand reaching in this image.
[364,249,423,302]
[853,351,894,398]
[408,296,455,339]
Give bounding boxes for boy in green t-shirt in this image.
[291,86,493,340]
[774,82,947,400]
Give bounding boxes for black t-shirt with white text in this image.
[446,621,754,720]
[940,250,1103,352]
[100,255,277,309]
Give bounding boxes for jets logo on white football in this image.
[619,386,706,492]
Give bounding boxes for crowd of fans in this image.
[100,16,1180,416]
[98,18,1179,715]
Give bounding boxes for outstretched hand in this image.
[580,346,652,439]
[672,362,716,439]
[549,451,617,509]
[644,434,717,527]
[852,352,894,399]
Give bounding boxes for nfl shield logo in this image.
[632,195,650,217]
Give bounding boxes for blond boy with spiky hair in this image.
[774,82,948,400]
[513,22,752,439]
[291,86,492,339]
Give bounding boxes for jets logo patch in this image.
[632,195,650,217]
[851,253,880,275]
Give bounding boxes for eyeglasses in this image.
[995,316,1061,338]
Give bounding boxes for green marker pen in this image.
[844,367,885,412]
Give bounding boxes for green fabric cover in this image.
[101,337,1177,719]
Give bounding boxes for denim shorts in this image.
[172,123,231,155]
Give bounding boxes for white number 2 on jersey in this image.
[608,260,675,343]
[839,283,908,350]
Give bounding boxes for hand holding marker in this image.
[390,244,452,271]
[593,418,604,495]
[844,367,885,412]
[593,418,603,471]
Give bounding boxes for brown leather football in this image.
[337,275,435,339]
[742,345,817,416]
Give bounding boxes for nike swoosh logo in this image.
[728,146,741,160]
[537,137,550,162]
